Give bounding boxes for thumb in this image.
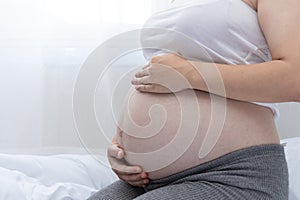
[108,144,125,159]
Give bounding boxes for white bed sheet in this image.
[0,153,118,200]
[281,137,300,200]
[0,137,299,200]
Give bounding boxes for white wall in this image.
[277,103,300,139]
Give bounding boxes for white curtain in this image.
[0,0,170,153]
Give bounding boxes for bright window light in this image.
[100,0,121,24]
[45,0,152,25]
[121,0,152,24]
[45,0,101,24]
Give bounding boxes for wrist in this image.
[185,61,206,90]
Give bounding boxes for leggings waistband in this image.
[146,144,288,192]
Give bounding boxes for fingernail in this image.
[135,86,140,90]
[141,173,147,178]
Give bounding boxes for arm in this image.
[188,0,300,102]
[132,0,300,103]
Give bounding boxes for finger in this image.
[107,144,124,159]
[120,172,148,182]
[117,173,147,182]
[128,179,150,187]
[135,68,150,78]
[110,159,142,174]
[135,84,171,93]
[142,62,150,70]
[131,77,150,85]
[134,84,154,92]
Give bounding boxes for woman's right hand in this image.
[107,143,149,188]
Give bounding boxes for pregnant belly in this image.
[117,89,279,179]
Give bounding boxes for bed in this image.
[0,137,299,200]
[281,137,300,200]
[0,153,118,200]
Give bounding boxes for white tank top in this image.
[140,0,279,118]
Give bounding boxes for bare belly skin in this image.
[116,89,279,179]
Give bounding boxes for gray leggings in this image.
[88,144,289,200]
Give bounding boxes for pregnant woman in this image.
[88,0,300,199]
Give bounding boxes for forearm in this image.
[188,59,300,103]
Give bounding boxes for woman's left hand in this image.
[131,53,195,93]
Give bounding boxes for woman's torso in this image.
[116,0,280,179]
